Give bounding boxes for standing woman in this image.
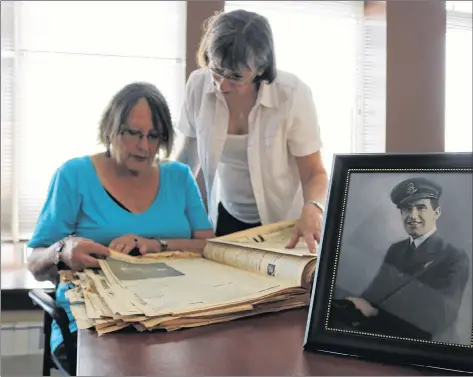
[176,9,328,253]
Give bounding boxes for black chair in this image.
[28,288,77,376]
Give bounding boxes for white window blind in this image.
[445,1,472,152]
[356,2,386,155]
[1,1,187,242]
[1,1,16,242]
[224,1,381,173]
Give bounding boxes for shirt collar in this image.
[258,80,279,108]
[410,226,437,248]
[204,70,279,108]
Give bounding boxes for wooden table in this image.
[77,308,439,376]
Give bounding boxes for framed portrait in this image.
[303,153,473,373]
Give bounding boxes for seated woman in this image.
[26,82,214,373]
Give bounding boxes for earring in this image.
[105,137,111,158]
[105,143,111,158]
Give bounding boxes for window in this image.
[445,1,472,152]
[224,1,376,173]
[1,1,187,242]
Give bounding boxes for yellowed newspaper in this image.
[203,242,315,288]
[63,220,317,334]
[203,220,317,288]
[98,254,298,317]
[209,220,315,256]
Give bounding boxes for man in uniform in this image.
[334,177,470,343]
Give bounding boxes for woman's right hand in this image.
[60,237,110,271]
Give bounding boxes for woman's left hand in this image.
[109,234,155,255]
[286,203,323,254]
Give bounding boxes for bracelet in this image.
[148,239,168,253]
[306,200,325,214]
[53,235,73,265]
[157,239,168,252]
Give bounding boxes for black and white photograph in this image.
[329,172,472,346]
[106,259,184,281]
[304,153,473,372]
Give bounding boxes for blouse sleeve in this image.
[176,70,198,138]
[287,80,323,157]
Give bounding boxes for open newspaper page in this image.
[97,251,301,318]
[203,221,317,288]
[210,220,315,256]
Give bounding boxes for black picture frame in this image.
[303,152,473,374]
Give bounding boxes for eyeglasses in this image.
[119,126,161,145]
[208,66,253,87]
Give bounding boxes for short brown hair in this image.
[98,82,175,159]
[196,9,277,84]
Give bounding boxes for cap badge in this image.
[405,182,418,195]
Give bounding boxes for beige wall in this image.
[186,1,225,79]
[385,1,446,152]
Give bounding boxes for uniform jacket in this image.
[361,232,470,341]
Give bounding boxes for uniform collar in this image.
[410,227,437,248]
[204,69,279,108]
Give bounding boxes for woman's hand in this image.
[109,235,157,255]
[286,203,323,253]
[346,297,379,318]
[61,237,110,271]
[290,152,328,254]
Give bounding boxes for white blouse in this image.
[177,67,323,229]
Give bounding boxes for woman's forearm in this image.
[146,238,209,254]
[301,171,328,205]
[168,238,208,253]
[27,245,59,282]
[174,136,200,176]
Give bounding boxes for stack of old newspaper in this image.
[61,221,318,335]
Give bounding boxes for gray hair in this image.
[197,9,277,83]
[98,82,175,159]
